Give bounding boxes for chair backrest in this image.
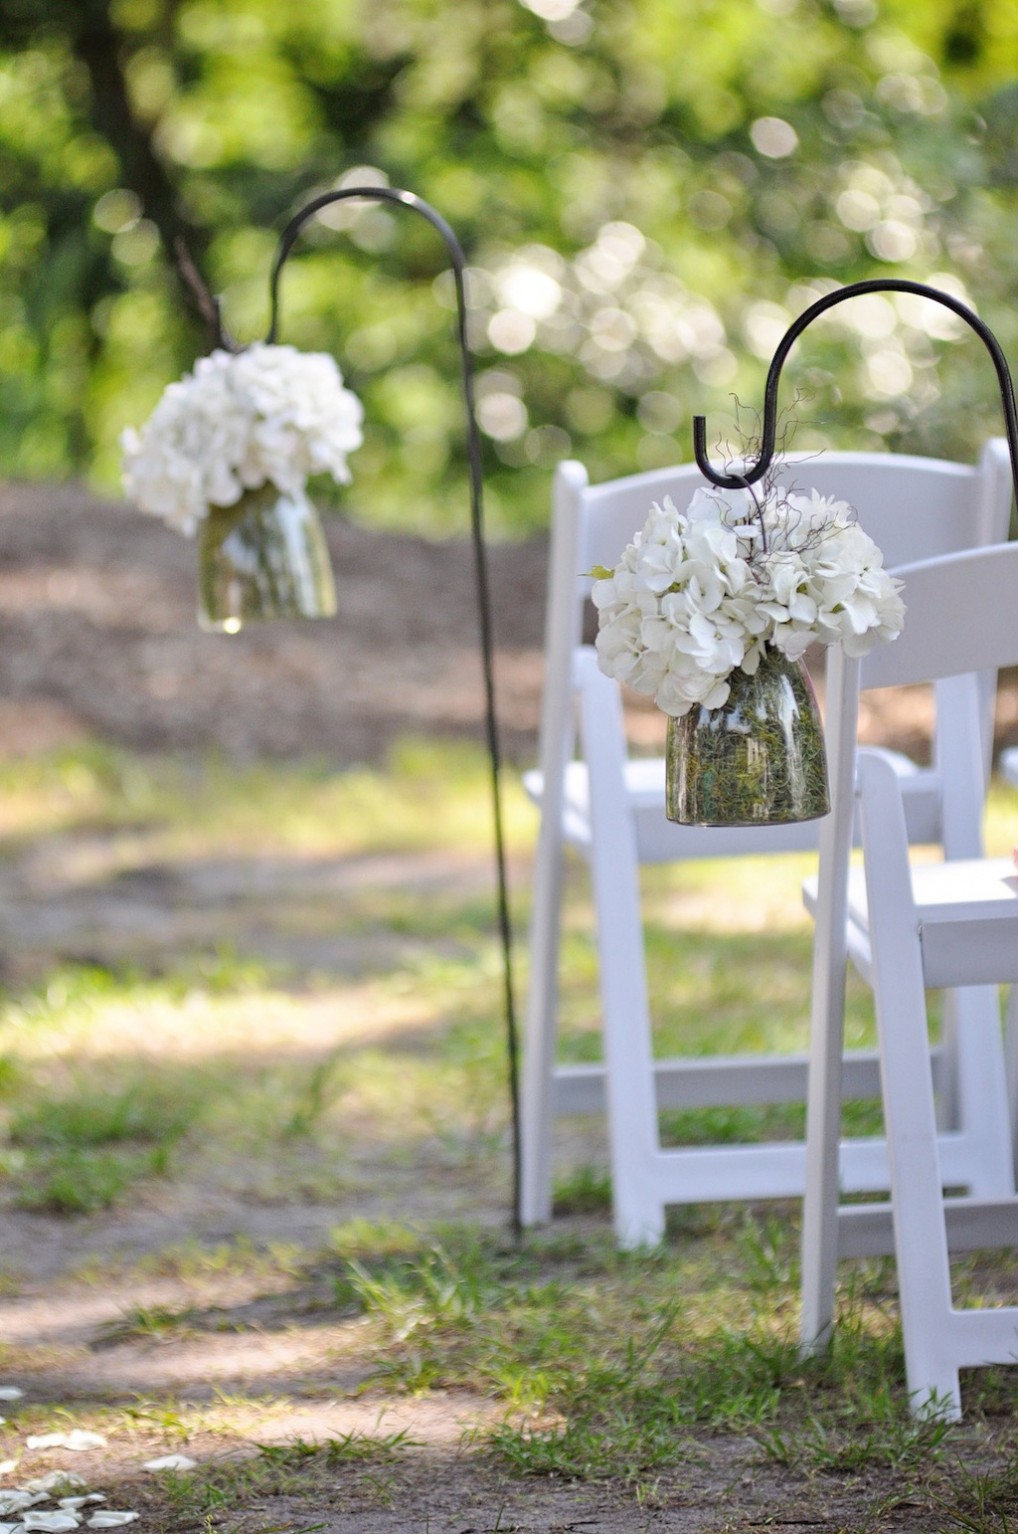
[549,439,1011,732]
[852,541,1017,864]
[568,443,1013,639]
[853,539,1018,859]
[861,540,1018,690]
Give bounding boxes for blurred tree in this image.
[0,0,1016,533]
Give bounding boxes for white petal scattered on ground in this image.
[58,1497,106,1510]
[22,1512,83,1532]
[142,1453,197,1471]
[0,1391,23,1402]
[0,1491,48,1514]
[25,1434,107,1454]
[0,1522,25,1533]
[25,1475,87,1494]
[0,1462,17,1477]
[87,1515,139,1529]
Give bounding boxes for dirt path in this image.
[0,481,551,766]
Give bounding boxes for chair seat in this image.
[526,756,826,863]
[530,746,944,871]
[843,856,1018,988]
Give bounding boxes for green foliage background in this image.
[1,0,1017,534]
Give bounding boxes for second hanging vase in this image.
[666,647,830,827]
[197,483,338,632]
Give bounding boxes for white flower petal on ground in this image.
[24,1475,86,1494]
[26,1434,106,1454]
[58,1497,105,1510]
[0,1462,16,1478]
[0,1391,23,1403]
[142,1454,197,1472]
[87,1514,139,1528]
[22,1512,83,1532]
[0,1491,48,1514]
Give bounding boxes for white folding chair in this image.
[800,541,1018,1418]
[1001,747,1018,1160]
[801,551,1016,1347]
[522,442,1013,1248]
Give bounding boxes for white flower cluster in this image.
[593,484,905,717]
[121,344,364,535]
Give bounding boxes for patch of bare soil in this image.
[0,1414,910,1534]
[0,480,552,765]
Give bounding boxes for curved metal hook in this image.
[266,185,522,1237]
[692,277,1018,503]
[265,185,467,343]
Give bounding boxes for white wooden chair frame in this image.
[1002,745,1018,1155]
[801,542,1018,1418]
[522,442,1013,1248]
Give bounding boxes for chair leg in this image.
[578,653,665,1248]
[520,461,587,1228]
[519,809,567,1228]
[859,753,961,1418]
[1004,984,1018,1184]
[801,648,859,1354]
[876,970,963,1419]
[800,904,849,1354]
[946,985,1014,1198]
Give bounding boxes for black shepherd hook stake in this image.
[692,277,1018,504]
[267,185,522,1239]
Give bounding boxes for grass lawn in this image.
[0,739,1016,1532]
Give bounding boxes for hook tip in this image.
[692,414,716,479]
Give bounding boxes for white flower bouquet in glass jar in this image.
[592,480,906,824]
[121,343,364,629]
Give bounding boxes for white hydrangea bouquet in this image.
[122,342,363,536]
[593,481,905,718]
[121,343,364,629]
[593,479,906,825]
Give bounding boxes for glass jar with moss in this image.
[666,648,830,826]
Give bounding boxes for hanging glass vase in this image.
[197,483,337,632]
[666,647,830,826]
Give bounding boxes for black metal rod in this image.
[267,186,523,1238]
[692,278,1018,504]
